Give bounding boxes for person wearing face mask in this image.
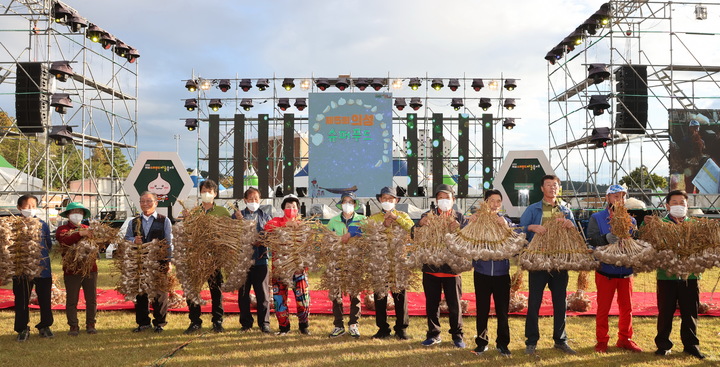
[325,192,365,338]
[12,194,54,342]
[654,190,704,359]
[233,187,273,333]
[414,184,468,349]
[367,186,414,340]
[183,179,231,335]
[56,202,96,336]
[264,194,311,335]
[586,185,642,354]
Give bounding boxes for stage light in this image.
[590,127,611,148]
[49,125,74,145]
[185,118,198,131]
[126,48,140,63]
[587,95,611,116]
[392,79,403,89]
[394,98,407,111]
[409,97,423,111]
[277,98,291,111]
[450,98,463,110]
[256,79,269,91]
[471,79,484,91]
[67,14,87,33]
[185,79,198,92]
[49,61,73,82]
[588,63,610,84]
[208,99,223,111]
[200,79,212,91]
[503,98,516,110]
[237,79,252,92]
[294,98,307,111]
[504,79,517,91]
[86,24,103,43]
[184,98,197,111]
[431,78,444,91]
[315,78,330,91]
[52,2,72,23]
[240,98,253,111]
[100,33,116,49]
[696,4,708,20]
[218,79,232,92]
[300,79,311,90]
[354,78,369,91]
[114,41,130,58]
[562,30,584,49]
[370,78,384,91]
[448,79,460,91]
[545,46,564,65]
[336,77,350,91]
[478,98,492,111]
[282,78,295,91]
[582,17,599,35]
[488,80,499,90]
[50,93,73,114]
[408,78,422,90]
[503,118,516,130]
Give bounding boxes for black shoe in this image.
[212,323,225,333]
[239,326,252,333]
[654,349,671,356]
[683,348,705,359]
[184,323,201,335]
[395,331,411,340]
[372,329,392,339]
[154,326,164,333]
[38,327,54,338]
[260,326,272,334]
[132,324,152,333]
[16,327,30,342]
[472,346,488,355]
[299,322,310,335]
[498,346,512,357]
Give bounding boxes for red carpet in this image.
[1,289,719,316]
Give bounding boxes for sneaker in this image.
[497,346,512,357]
[154,326,164,333]
[595,342,608,353]
[132,324,152,333]
[395,331,411,340]
[554,343,577,355]
[329,327,346,338]
[654,349,671,356]
[683,347,705,360]
[299,322,310,335]
[239,326,252,333]
[472,346,488,355]
[68,326,80,337]
[371,329,392,339]
[86,324,97,335]
[38,327,54,338]
[276,330,290,336]
[616,339,642,353]
[16,327,30,342]
[184,323,202,335]
[421,337,441,347]
[525,345,537,355]
[212,323,225,333]
[348,324,360,338]
[453,339,466,348]
[260,326,272,334]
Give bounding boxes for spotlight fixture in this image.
[478,98,492,111]
[52,2,72,24]
[208,99,223,111]
[409,97,423,111]
[218,79,231,92]
[471,79,484,91]
[256,79,269,91]
[391,79,403,89]
[100,33,116,50]
[300,79,311,90]
[239,79,253,92]
[504,79,517,91]
[587,95,611,116]
[696,4,708,20]
[185,118,198,131]
[67,13,87,33]
[315,78,330,91]
[49,61,73,82]
[114,41,130,58]
[336,77,350,91]
[184,98,198,111]
[488,80,499,90]
[126,48,140,63]
[431,78,444,91]
[185,79,198,92]
[50,93,73,114]
[282,78,295,91]
[354,78,370,91]
[240,98,253,111]
[582,17,599,35]
[277,98,291,111]
[503,118,516,130]
[448,79,461,91]
[200,79,212,91]
[503,98,516,110]
[592,3,611,26]
[86,24,104,43]
[587,63,610,84]
[49,125,74,145]
[370,78,384,91]
[394,98,407,111]
[408,78,422,90]
[450,98,464,110]
[590,127,611,148]
[545,46,564,64]
[294,98,307,111]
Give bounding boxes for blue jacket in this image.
[587,208,633,276]
[234,207,272,266]
[473,215,513,276]
[519,199,575,242]
[38,219,53,279]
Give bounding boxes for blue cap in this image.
[606,184,627,195]
[689,119,700,126]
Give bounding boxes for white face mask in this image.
[245,202,260,212]
[380,201,395,212]
[69,213,84,225]
[20,209,35,218]
[342,203,355,214]
[437,199,453,212]
[669,205,687,218]
[200,192,215,204]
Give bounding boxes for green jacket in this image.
[657,215,701,280]
[326,213,366,236]
[203,204,232,218]
[367,209,414,232]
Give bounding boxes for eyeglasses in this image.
[139,200,155,204]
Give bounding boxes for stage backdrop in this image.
[308,93,393,198]
[668,109,720,194]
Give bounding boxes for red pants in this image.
[595,272,633,343]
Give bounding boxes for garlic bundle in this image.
[62,221,121,277]
[363,292,395,311]
[593,203,656,271]
[519,214,598,271]
[0,216,44,283]
[451,202,526,261]
[411,212,472,273]
[508,268,527,313]
[265,219,335,286]
[114,239,171,301]
[0,218,13,285]
[320,236,373,303]
[566,271,591,312]
[360,221,418,299]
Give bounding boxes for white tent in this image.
[0,155,43,192]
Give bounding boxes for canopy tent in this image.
[0,154,43,192]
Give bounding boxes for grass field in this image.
[1,251,719,366]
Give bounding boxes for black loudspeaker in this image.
[406,113,418,197]
[432,113,444,193]
[15,62,49,134]
[208,114,220,184]
[614,65,648,134]
[257,114,269,198]
[283,113,294,195]
[457,114,470,197]
[233,114,245,199]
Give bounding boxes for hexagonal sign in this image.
[494,150,555,218]
[123,152,194,217]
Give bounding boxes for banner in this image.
[668,109,720,194]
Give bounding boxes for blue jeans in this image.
[525,270,568,346]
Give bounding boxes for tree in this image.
[619,165,667,191]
